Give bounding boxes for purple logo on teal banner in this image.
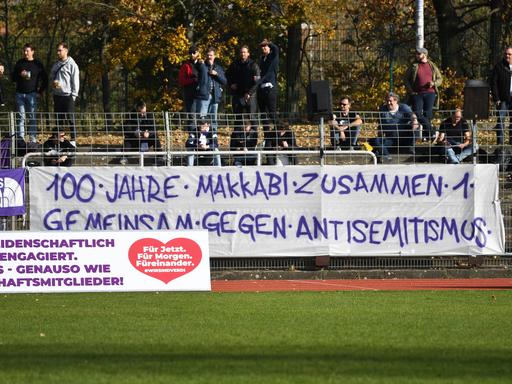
[0,168,26,216]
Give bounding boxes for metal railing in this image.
[2,109,512,271]
[21,149,377,168]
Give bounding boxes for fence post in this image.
[8,112,16,169]
[164,111,171,166]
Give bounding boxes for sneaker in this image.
[120,157,128,165]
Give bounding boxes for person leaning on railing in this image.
[327,96,363,150]
[121,100,162,166]
[432,108,472,164]
[186,119,218,166]
[230,121,259,166]
[43,129,75,166]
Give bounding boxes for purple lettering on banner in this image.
[0,168,26,216]
[83,264,111,273]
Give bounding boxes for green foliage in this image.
[0,0,504,112]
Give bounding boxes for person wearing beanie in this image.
[404,47,443,141]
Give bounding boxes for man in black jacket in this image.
[122,100,162,165]
[12,43,48,142]
[491,47,512,145]
[226,45,260,116]
[257,39,279,164]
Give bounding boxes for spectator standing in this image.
[192,51,210,117]
[257,39,279,159]
[12,43,48,143]
[178,46,200,113]
[50,42,79,145]
[327,96,363,150]
[204,47,227,134]
[433,109,473,164]
[491,46,512,145]
[370,92,419,162]
[404,47,442,140]
[226,45,260,117]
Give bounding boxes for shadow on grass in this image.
[1,344,511,382]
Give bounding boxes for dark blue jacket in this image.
[378,103,414,139]
[258,42,279,88]
[205,60,227,103]
[195,60,227,102]
[194,61,209,100]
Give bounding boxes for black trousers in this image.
[257,87,278,148]
[53,95,76,139]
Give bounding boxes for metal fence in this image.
[2,109,512,270]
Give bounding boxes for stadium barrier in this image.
[1,109,512,270]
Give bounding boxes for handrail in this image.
[21,149,377,168]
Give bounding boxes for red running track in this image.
[212,278,512,292]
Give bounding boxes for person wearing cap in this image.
[491,46,512,145]
[43,129,75,166]
[178,46,201,113]
[185,119,219,166]
[257,39,279,163]
[370,92,419,162]
[404,47,442,141]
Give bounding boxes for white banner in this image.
[29,165,505,256]
[0,231,210,293]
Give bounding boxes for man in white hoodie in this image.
[50,41,79,145]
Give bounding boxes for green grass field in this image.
[1,291,511,383]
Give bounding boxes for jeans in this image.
[194,97,209,117]
[16,92,38,141]
[411,92,436,137]
[446,140,473,164]
[330,125,361,148]
[187,148,221,166]
[370,130,416,158]
[496,101,512,145]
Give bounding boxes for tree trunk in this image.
[432,0,463,72]
[489,0,504,68]
[100,27,111,115]
[285,23,302,114]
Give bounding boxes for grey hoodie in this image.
[50,56,79,98]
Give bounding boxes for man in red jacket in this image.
[179,46,200,113]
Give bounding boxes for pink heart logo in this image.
[128,238,202,284]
